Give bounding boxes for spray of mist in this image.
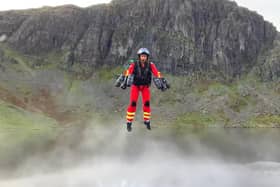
[0,121,280,187]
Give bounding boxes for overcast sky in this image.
[0,0,279,31]
[0,0,111,10]
[232,0,279,31]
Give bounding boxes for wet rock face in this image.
[255,34,280,81]
[0,0,278,78]
[1,6,90,54]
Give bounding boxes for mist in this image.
[0,121,280,187]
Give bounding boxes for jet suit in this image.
[126,60,161,124]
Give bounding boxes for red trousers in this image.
[126,85,151,122]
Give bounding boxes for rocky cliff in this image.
[255,33,280,81]
[0,0,278,78]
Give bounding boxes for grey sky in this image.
[233,0,279,31]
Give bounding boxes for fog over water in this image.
[0,123,280,187]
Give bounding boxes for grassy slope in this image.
[0,44,62,166]
[0,99,59,165]
[0,43,280,131]
[92,65,280,128]
[161,74,279,127]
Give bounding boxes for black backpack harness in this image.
[133,61,152,86]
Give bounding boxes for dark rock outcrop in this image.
[0,0,278,78]
[255,34,280,81]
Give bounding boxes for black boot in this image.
[144,120,151,130]
[127,122,132,132]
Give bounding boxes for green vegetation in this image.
[0,43,67,71]
[206,83,230,97]
[0,44,35,74]
[226,94,248,112]
[0,43,279,137]
[97,66,123,81]
[246,115,280,128]
[0,100,59,162]
[150,74,279,128]
[174,112,226,128]
[193,80,216,94]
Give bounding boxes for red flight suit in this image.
[126,61,161,123]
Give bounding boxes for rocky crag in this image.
[0,0,278,79]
